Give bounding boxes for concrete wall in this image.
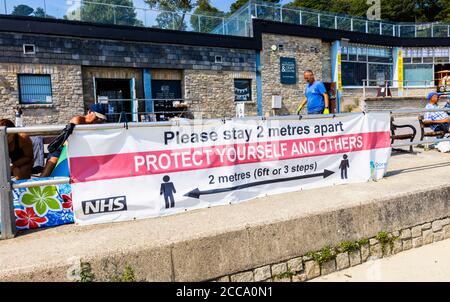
[260,34,330,116]
[0,63,84,125]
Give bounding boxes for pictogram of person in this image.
[160,175,176,209]
[339,154,350,179]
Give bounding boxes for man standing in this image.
[297,70,330,115]
[424,92,450,133]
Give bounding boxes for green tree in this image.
[145,0,197,30]
[230,0,280,14]
[190,0,224,33]
[436,0,450,22]
[80,0,143,26]
[11,4,34,16]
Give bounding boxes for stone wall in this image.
[0,63,83,125]
[213,216,450,282]
[184,70,258,119]
[0,32,255,72]
[260,34,330,116]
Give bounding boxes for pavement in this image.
[312,238,450,282]
[1,149,450,281]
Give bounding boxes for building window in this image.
[18,74,52,104]
[342,62,367,86]
[342,44,393,87]
[404,64,434,87]
[234,79,252,101]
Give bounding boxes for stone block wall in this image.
[260,34,330,116]
[185,70,258,119]
[212,216,450,282]
[0,32,256,73]
[0,63,84,125]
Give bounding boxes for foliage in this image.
[190,0,225,33]
[306,247,336,265]
[145,0,197,30]
[339,241,360,253]
[79,262,95,282]
[11,5,34,16]
[79,0,143,26]
[376,231,398,255]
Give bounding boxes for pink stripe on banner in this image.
[70,131,390,183]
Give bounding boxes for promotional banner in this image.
[68,113,391,225]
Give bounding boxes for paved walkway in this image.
[312,238,450,282]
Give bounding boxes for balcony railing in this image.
[2,0,228,35]
[3,0,450,38]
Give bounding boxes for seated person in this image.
[444,95,450,116]
[41,103,107,177]
[0,119,34,180]
[424,92,450,133]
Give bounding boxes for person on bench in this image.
[40,103,107,177]
[0,119,34,180]
[424,92,450,133]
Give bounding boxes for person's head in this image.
[163,175,170,183]
[427,92,440,104]
[0,119,16,145]
[343,154,348,160]
[85,103,107,124]
[304,70,315,84]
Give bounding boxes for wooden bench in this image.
[390,117,416,153]
[418,115,446,141]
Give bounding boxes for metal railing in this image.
[2,109,450,239]
[4,0,450,38]
[2,0,227,35]
[361,80,437,99]
[97,98,207,122]
[217,0,450,38]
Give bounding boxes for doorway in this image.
[95,78,132,122]
[151,80,182,121]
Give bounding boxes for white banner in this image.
[68,113,391,225]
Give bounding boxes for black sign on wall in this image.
[234,79,252,102]
[280,57,297,85]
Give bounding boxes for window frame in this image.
[234,78,252,102]
[18,74,53,105]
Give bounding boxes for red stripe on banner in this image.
[70,131,390,183]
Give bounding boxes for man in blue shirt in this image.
[296,70,329,115]
[424,92,450,133]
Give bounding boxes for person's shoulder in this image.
[70,116,85,124]
[18,133,32,146]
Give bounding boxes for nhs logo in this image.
[82,196,127,215]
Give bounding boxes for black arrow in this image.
[184,169,335,199]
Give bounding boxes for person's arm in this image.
[431,118,450,124]
[323,93,330,113]
[12,134,33,167]
[296,97,307,114]
[70,116,84,125]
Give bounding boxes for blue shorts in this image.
[434,123,450,133]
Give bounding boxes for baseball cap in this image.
[427,92,439,101]
[89,103,107,120]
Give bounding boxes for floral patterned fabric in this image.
[12,178,74,230]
